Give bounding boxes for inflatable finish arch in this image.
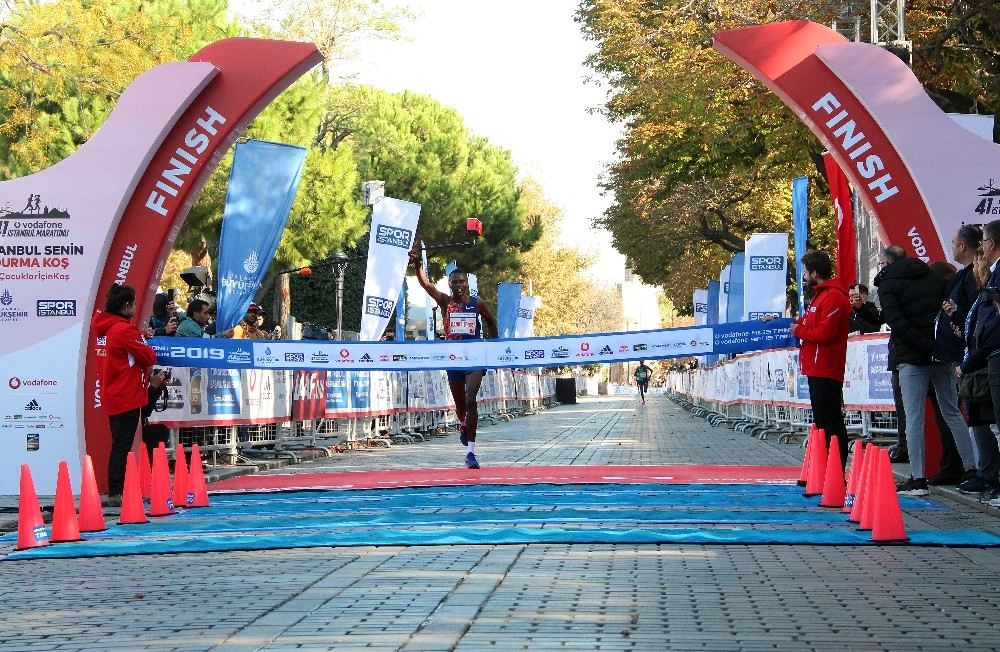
[0,39,321,494]
[714,20,1000,264]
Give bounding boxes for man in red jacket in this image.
[791,251,851,470]
[92,284,158,504]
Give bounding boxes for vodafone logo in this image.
[581,342,590,352]
[340,349,350,359]
[8,377,57,390]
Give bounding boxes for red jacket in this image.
[91,310,158,416]
[795,280,850,382]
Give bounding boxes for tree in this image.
[576,0,994,310]
[329,86,542,285]
[0,0,234,176]
[517,178,604,336]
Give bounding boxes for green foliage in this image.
[328,86,542,283]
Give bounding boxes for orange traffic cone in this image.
[858,444,881,531]
[149,443,175,516]
[78,454,106,532]
[849,444,878,523]
[119,452,148,524]
[172,444,191,508]
[139,442,153,499]
[15,464,49,550]
[50,461,81,543]
[819,435,846,508]
[803,429,827,497]
[798,426,816,487]
[843,442,866,514]
[188,443,210,508]
[872,448,909,543]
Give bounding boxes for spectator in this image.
[789,250,851,471]
[175,298,210,338]
[848,283,883,334]
[231,305,268,339]
[958,252,999,495]
[149,293,179,336]
[91,284,158,506]
[969,219,1000,504]
[875,245,975,496]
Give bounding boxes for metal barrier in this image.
[160,368,558,468]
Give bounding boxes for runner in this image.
[410,249,497,469]
[634,360,652,404]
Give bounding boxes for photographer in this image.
[149,291,180,337]
[142,369,171,460]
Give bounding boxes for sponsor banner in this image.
[153,322,796,371]
[792,176,809,314]
[824,152,856,288]
[669,333,892,409]
[727,253,745,323]
[149,368,291,425]
[81,41,321,495]
[359,198,421,341]
[497,282,523,339]
[743,233,787,321]
[216,140,307,331]
[292,370,326,421]
[718,266,730,324]
[515,295,539,338]
[693,289,708,326]
[0,64,220,495]
[207,368,242,416]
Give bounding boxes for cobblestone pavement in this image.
[3,395,1000,651]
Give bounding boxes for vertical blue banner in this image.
[395,280,406,341]
[706,280,721,365]
[706,280,720,326]
[792,176,810,316]
[497,282,523,339]
[216,139,307,331]
[421,242,435,340]
[727,253,745,323]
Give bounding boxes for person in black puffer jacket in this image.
[874,245,975,496]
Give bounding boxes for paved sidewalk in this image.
[3,395,1000,651]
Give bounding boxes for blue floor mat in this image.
[3,483,993,560]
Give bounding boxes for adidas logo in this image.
[360,353,373,362]
[599,345,613,355]
[24,399,41,411]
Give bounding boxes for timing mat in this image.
[5,465,1000,559]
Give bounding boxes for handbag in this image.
[958,368,992,404]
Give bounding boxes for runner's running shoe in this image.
[465,452,480,469]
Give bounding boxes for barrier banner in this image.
[497,282,523,338]
[359,198,421,341]
[792,176,809,314]
[292,370,326,421]
[515,295,539,338]
[670,333,892,410]
[727,253,745,323]
[326,370,349,412]
[216,140,307,331]
[743,233,788,321]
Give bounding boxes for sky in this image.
[243,0,626,282]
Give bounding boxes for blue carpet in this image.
[3,483,993,560]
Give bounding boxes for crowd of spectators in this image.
[797,222,1000,502]
[144,294,280,340]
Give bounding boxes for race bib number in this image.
[449,311,477,336]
